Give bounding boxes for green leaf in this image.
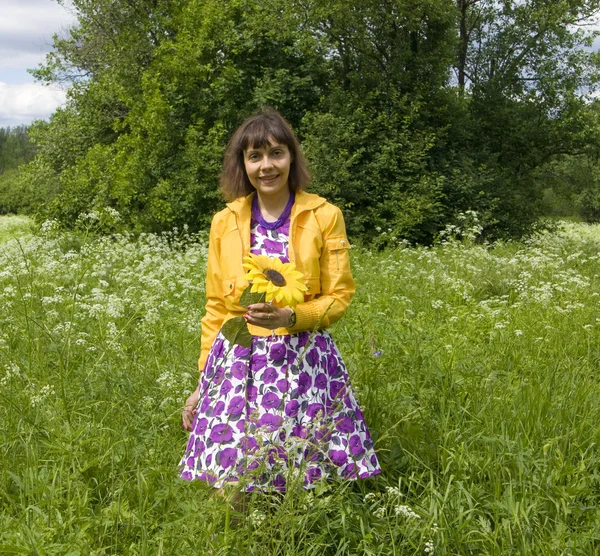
[221,316,252,347]
[239,285,266,308]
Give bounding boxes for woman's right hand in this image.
[182,388,200,431]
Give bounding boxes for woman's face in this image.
[243,138,292,200]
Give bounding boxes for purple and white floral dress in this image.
[179,196,381,491]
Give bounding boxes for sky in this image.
[0,0,76,128]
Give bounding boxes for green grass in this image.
[0,214,33,242]
[1,216,600,554]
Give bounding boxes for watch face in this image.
[289,310,296,326]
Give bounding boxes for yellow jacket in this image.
[198,191,355,371]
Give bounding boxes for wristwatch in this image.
[287,308,296,327]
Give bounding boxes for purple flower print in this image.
[261,391,281,410]
[267,446,287,464]
[257,224,267,236]
[199,471,217,484]
[220,379,233,396]
[247,384,258,402]
[234,344,251,358]
[250,353,267,372]
[246,460,259,471]
[307,467,322,484]
[330,380,345,400]
[186,435,195,451]
[213,338,225,359]
[276,378,289,392]
[193,439,206,456]
[342,463,357,479]
[218,447,238,469]
[314,373,328,390]
[240,436,258,454]
[315,335,328,350]
[306,347,319,367]
[326,354,339,376]
[257,413,283,430]
[291,424,307,438]
[269,342,286,361]
[336,416,355,433]
[231,361,246,380]
[262,366,278,384]
[200,395,211,413]
[285,399,300,418]
[273,474,286,490]
[186,456,195,468]
[213,366,225,383]
[297,332,309,348]
[181,470,192,481]
[306,402,324,419]
[213,400,225,416]
[349,435,366,456]
[236,419,246,433]
[264,238,283,254]
[209,424,233,443]
[304,445,320,462]
[315,426,331,442]
[298,372,312,394]
[195,417,208,435]
[329,449,348,466]
[227,395,245,416]
[371,454,378,466]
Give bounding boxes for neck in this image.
[255,189,291,222]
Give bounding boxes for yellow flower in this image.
[243,254,307,307]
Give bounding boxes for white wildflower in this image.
[394,505,420,519]
[373,507,386,518]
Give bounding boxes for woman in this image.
[180,110,380,491]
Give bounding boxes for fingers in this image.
[182,406,195,430]
[245,303,280,328]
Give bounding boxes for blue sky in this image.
[0,0,76,128]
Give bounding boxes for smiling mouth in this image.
[259,175,278,182]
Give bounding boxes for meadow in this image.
[1,214,599,554]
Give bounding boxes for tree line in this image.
[7,0,600,242]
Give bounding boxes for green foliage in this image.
[2,218,600,552]
[18,0,600,241]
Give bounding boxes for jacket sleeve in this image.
[198,214,226,372]
[290,205,355,332]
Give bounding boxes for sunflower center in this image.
[264,269,287,287]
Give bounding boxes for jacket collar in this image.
[226,190,326,217]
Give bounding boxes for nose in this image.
[260,154,274,170]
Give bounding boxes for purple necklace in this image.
[252,192,295,230]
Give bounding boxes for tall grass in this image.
[1,216,599,554]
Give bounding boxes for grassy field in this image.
[0,214,33,242]
[1,215,599,554]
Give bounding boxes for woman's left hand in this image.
[245,303,292,329]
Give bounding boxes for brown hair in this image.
[220,110,311,201]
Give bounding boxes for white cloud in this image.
[0,0,76,73]
[0,82,67,127]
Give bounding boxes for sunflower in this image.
[243,254,307,307]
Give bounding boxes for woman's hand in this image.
[245,303,293,329]
[182,388,200,431]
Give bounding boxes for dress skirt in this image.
[179,329,381,491]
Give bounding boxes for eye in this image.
[247,152,260,161]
